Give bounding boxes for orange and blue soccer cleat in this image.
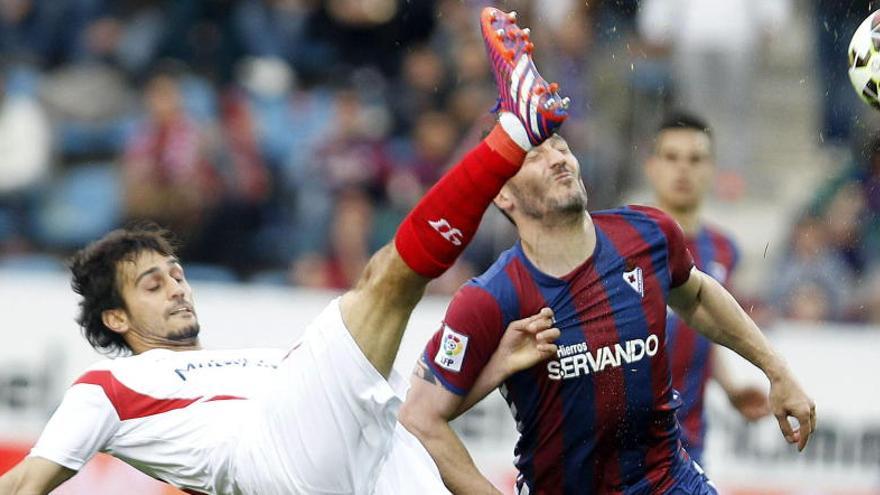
[480,7,570,146]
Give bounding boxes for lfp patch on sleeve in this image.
[434,324,469,372]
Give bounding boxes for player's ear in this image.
[102,309,129,335]
[494,188,514,212]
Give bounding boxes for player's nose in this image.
[167,276,185,299]
[546,148,567,171]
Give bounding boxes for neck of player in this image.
[519,211,596,278]
[126,334,202,355]
[659,201,701,236]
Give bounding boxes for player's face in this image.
[646,129,713,211]
[114,250,200,346]
[503,135,588,221]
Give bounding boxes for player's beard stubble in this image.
[170,323,200,342]
[509,178,588,222]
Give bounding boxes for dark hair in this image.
[69,223,177,356]
[657,111,712,137]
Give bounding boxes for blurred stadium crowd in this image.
[0,0,878,325]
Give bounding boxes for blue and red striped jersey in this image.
[666,224,739,465]
[424,206,696,494]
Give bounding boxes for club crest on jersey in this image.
[434,324,469,372]
[623,265,644,297]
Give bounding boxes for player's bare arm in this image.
[668,267,817,451]
[400,360,500,495]
[0,457,75,495]
[400,309,558,494]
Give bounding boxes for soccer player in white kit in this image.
[0,8,571,494]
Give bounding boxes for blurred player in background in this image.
[400,16,817,493]
[0,7,570,494]
[645,112,770,466]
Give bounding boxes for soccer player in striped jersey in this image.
[399,30,817,495]
[0,7,570,494]
[645,112,770,467]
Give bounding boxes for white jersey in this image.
[31,347,283,493]
[29,299,449,494]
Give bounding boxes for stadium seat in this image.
[180,75,219,123]
[0,253,65,273]
[182,263,239,283]
[31,163,121,250]
[248,269,290,286]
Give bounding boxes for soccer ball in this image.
[849,10,880,109]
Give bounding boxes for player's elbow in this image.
[399,399,445,442]
[398,400,428,437]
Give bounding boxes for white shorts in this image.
[233,298,408,494]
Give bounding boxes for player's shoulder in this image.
[469,245,519,292]
[71,351,161,388]
[68,356,136,402]
[700,222,739,248]
[592,204,667,224]
[623,204,675,224]
[75,353,139,378]
[79,358,116,373]
[455,245,521,311]
[592,204,678,237]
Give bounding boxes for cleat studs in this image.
[534,86,546,96]
[525,42,534,53]
[496,28,505,37]
[490,10,498,21]
[508,30,517,40]
[522,28,531,39]
[548,82,560,93]
[508,11,517,22]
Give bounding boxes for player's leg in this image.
[338,125,526,378]
[339,7,570,378]
[233,299,411,494]
[234,9,570,495]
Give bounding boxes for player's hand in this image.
[498,308,560,377]
[728,386,770,421]
[768,371,816,452]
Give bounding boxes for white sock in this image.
[498,111,532,151]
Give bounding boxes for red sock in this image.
[395,124,526,278]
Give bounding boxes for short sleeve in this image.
[631,205,695,288]
[422,285,505,396]
[729,238,741,275]
[29,382,120,471]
